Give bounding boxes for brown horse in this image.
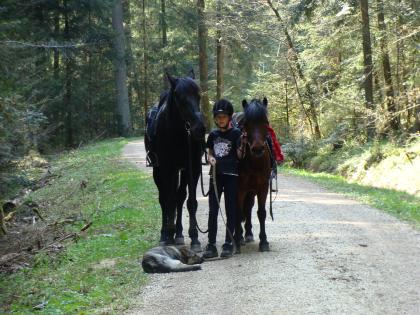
[236,98,271,251]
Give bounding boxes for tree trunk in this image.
[142,0,149,120]
[216,0,224,100]
[160,0,168,89]
[287,59,314,136]
[53,12,60,80]
[285,79,290,139]
[267,0,321,139]
[377,0,399,132]
[197,0,211,130]
[123,0,142,129]
[360,0,375,140]
[63,0,73,147]
[161,0,167,47]
[112,0,132,137]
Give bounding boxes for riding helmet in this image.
[212,99,234,117]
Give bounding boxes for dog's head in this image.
[179,246,204,265]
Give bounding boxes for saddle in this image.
[145,102,166,167]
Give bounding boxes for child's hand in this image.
[240,132,247,145]
[209,156,216,166]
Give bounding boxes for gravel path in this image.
[122,139,420,315]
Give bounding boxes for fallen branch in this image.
[36,221,92,252]
[47,218,76,227]
[0,206,6,235]
[37,233,78,252]
[80,221,92,232]
[33,208,45,221]
[4,211,16,222]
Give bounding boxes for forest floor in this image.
[124,139,420,315]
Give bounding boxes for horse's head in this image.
[242,98,269,157]
[167,71,205,141]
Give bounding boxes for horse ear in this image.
[166,72,177,89]
[188,69,195,79]
[263,97,268,107]
[242,99,248,109]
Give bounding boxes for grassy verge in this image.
[280,166,420,227]
[0,138,160,314]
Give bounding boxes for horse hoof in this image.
[190,241,202,253]
[175,237,185,245]
[240,238,246,246]
[259,241,270,252]
[245,235,255,243]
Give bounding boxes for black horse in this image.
[145,71,205,251]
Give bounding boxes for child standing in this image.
[203,99,245,258]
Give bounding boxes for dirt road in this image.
[123,139,420,315]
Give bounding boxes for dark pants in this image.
[267,136,276,177]
[208,174,238,244]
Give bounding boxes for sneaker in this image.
[220,243,234,258]
[234,242,241,255]
[203,244,218,259]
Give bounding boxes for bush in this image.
[282,137,318,167]
[0,96,47,169]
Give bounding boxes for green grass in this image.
[0,138,160,314]
[281,166,420,227]
[303,138,420,196]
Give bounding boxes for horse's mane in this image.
[244,99,268,125]
[158,91,168,108]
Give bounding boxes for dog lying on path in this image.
[141,246,204,273]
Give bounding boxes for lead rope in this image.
[211,165,236,248]
[200,150,210,197]
[186,126,237,250]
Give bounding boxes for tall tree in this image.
[112,0,132,136]
[142,0,149,119]
[360,0,375,140]
[267,0,321,139]
[377,0,399,132]
[123,0,142,128]
[63,0,74,146]
[160,0,168,89]
[216,0,224,100]
[197,0,210,129]
[160,0,168,47]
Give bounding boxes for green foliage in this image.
[282,137,318,167]
[285,136,420,196]
[2,0,418,152]
[0,96,47,168]
[0,139,160,313]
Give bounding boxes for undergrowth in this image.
[0,138,160,314]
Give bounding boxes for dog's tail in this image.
[173,263,202,272]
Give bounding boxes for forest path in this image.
[123,139,420,315]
